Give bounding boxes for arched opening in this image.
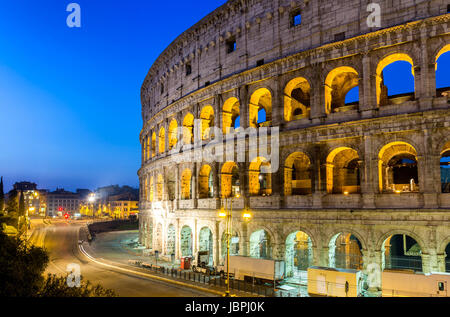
[166,224,176,256]
[376,54,415,107]
[382,234,422,272]
[199,227,214,266]
[166,169,176,201]
[168,119,178,150]
[250,229,271,259]
[379,142,419,193]
[145,221,153,249]
[436,45,450,97]
[221,230,240,263]
[445,243,450,273]
[156,174,164,201]
[181,169,192,200]
[200,105,215,140]
[249,157,272,196]
[285,231,313,279]
[199,165,214,199]
[249,88,272,128]
[329,233,363,270]
[324,66,359,114]
[223,97,241,134]
[284,152,312,196]
[145,135,150,161]
[155,223,163,253]
[221,162,240,198]
[326,148,361,194]
[151,132,156,158]
[182,113,195,145]
[158,127,165,153]
[149,176,154,202]
[284,77,311,122]
[180,226,193,257]
[441,141,450,193]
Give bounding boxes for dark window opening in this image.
[293,108,303,117]
[204,81,210,87]
[226,39,237,54]
[160,84,164,95]
[447,4,450,13]
[334,32,346,42]
[186,63,192,76]
[256,59,265,67]
[290,10,302,27]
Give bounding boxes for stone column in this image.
[362,249,383,294]
[417,32,436,110]
[176,218,181,260]
[239,162,250,209]
[362,135,376,208]
[312,146,326,208]
[310,68,326,124]
[239,85,249,129]
[360,52,378,117]
[272,75,284,128]
[422,130,440,208]
[213,162,221,209]
[242,222,249,257]
[214,221,220,266]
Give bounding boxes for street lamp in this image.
[219,193,252,297]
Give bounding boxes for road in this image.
[28,220,214,297]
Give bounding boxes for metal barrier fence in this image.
[384,256,423,271]
[128,260,276,296]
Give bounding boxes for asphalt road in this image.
[29,220,214,297]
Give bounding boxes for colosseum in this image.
[138,0,450,295]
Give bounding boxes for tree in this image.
[0,176,4,214]
[5,189,18,215]
[38,274,116,297]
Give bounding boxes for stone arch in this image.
[376,229,427,254]
[155,222,163,253]
[220,228,240,264]
[328,230,365,270]
[168,118,178,150]
[149,176,154,202]
[151,132,156,157]
[156,174,164,201]
[223,97,240,134]
[181,168,192,200]
[182,113,195,145]
[284,77,311,122]
[158,127,165,153]
[376,53,415,107]
[284,152,312,196]
[378,141,419,193]
[166,224,176,256]
[200,105,215,140]
[249,228,273,259]
[435,43,450,96]
[221,161,240,198]
[199,164,213,199]
[198,226,214,266]
[249,88,272,128]
[249,157,272,196]
[180,225,193,257]
[285,230,314,278]
[324,66,359,114]
[326,147,361,194]
[380,233,424,272]
[441,141,450,193]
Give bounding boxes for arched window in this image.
[382,235,422,272]
[158,127,165,154]
[151,132,156,158]
[222,97,240,134]
[376,53,415,107]
[199,165,213,199]
[221,162,240,198]
[326,148,361,194]
[200,106,215,140]
[181,169,192,200]
[168,119,178,150]
[324,66,359,114]
[329,233,363,270]
[436,45,450,97]
[284,152,312,196]
[284,77,311,122]
[182,113,194,145]
[249,157,272,196]
[249,88,272,128]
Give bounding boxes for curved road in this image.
[29,220,213,297]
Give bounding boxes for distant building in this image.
[46,188,80,217]
[108,200,139,219]
[13,182,37,192]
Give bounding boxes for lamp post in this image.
[219,193,251,297]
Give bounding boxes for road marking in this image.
[79,244,224,297]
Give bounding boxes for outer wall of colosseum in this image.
[138,0,450,294]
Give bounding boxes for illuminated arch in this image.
[376,53,415,107]
[181,169,192,200]
[249,157,272,196]
[200,105,215,140]
[149,176,154,202]
[168,119,178,150]
[249,88,272,128]
[378,142,419,193]
[199,165,213,199]
[328,232,363,270]
[156,174,164,201]
[166,224,176,255]
[151,132,156,158]
[324,66,359,114]
[285,231,314,277]
[284,77,311,122]
[250,229,272,259]
[441,141,450,193]
[182,113,195,145]
[199,227,214,265]
[435,44,450,97]
[284,152,312,196]
[381,234,423,272]
[326,147,361,194]
[158,127,165,153]
[222,97,240,134]
[180,226,193,257]
[221,162,240,198]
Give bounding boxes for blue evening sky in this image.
[0,1,448,192]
